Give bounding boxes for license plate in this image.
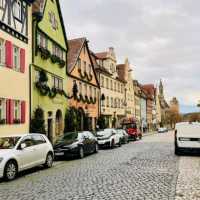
[98,141,106,144]
[55,152,64,156]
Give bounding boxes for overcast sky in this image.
[60,0,200,113]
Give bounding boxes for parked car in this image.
[116,129,129,144]
[121,118,141,140]
[158,127,168,133]
[0,134,54,181]
[175,122,200,155]
[54,131,98,159]
[97,129,121,148]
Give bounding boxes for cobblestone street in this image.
[0,132,199,200]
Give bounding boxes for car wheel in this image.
[94,143,99,153]
[44,152,53,168]
[110,140,115,149]
[79,147,84,159]
[139,135,142,140]
[4,160,18,181]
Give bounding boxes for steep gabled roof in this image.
[142,84,156,98]
[67,38,85,73]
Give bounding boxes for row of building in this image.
[0,0,170,142]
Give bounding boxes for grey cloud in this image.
[60,0,200,110]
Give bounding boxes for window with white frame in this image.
[52,43,63,59]
[106,78,109,89]
[110,80,113,90]
[49,12,58,30]
[111,97,113,108]
[79,82,82,95]
[13,46,20,71]
[83,61,86,72]
[14,100,21,120]
[84,84,87,96]
[101,76,104,87]
[89,86,92,97]
[0,98,5,120]
[13,0,22,21]
[0,0,4,9]
[0,39,5,65]
[35,70,40,82]
[52,76,63,90]
[37,32,48,49]
[106,96,109,107]
[77,58,81,70]
[89,64,92,75]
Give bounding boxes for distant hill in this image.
[182,112,200,122]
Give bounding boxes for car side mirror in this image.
[112,132,115,136]
[20,143,26,150]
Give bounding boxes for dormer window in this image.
[13,0,22,21]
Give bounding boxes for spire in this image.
[159,79,164,96]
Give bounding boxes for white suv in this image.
[175,122,200,155]
[97,129,121,148]
[0,133,54,181]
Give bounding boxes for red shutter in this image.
[5,41,13,69]
[21,101,26,123]
[20,48,25,73]
[6,99,10,124]
[9,100,14,124]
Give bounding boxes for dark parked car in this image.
[54,131,98,159]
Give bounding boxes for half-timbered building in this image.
[0,0,34,135]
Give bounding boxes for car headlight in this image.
[0,157,3,163]
[70,142,79,149]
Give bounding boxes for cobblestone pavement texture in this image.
[175,156,200,200]
[0,132,185,200]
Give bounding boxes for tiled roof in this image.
[95,52,108,59]
[142,84,156,97]
[67,37,86,73]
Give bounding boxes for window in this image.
[20,136,34,148]
[89,64,92,75]
[118,83,120,92]
[110,80,113,90]
[0,99,5,120]
[52,43,63,59]
[35,70,40,82]
[101,76,104,87]
[83,61,86,72]
[106,96,109,107]
[13,0,22,21]
[53,76,63,90]
[94,88,97,98]
[0,0,4,9]
[32,135,46,145]
[106,78,109,89]
[114,82,116,91]
[37,32,48,49]
[89,86,92,97]
[111,97,113,108]
[49,12,58,30]
[13,46,20,71]
[0,39,5,65]
[78,58,81,70]
[14,100,21,120]
[79,82,82,95]
[84,84,87,96]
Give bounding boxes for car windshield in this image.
[0,137,21,149]
[97,130,111,137]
